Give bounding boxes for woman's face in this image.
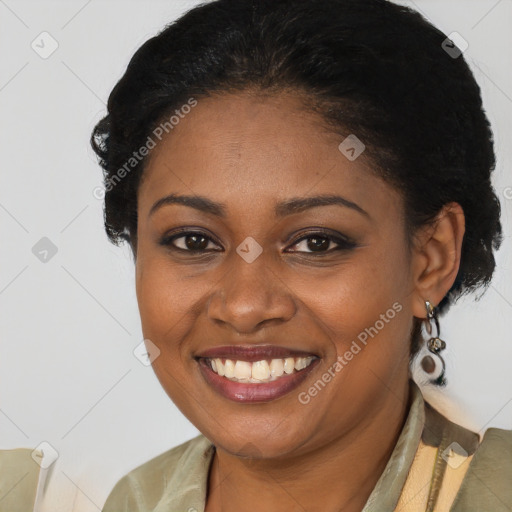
[135,91,417,457]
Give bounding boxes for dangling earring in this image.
[420,300,447,387]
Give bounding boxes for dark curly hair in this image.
[91,0,503,362]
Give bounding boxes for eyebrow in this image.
[149,193,369,219]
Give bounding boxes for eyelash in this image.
[159,228,357,255]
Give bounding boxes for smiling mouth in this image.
[204,356,317,383]
[195,345,320,402]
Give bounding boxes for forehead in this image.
[138,91,401,219]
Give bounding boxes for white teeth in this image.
[234,360,252,379]
[270,359,284,378]
[208,356,315,383]
[284,357,295,374]
[224,359,235,378]
[252,360,270,380]
[215,358,225,376]
[295,357,308,371]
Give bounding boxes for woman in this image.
[91,0,510,510]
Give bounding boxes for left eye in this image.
[285,233,356,253]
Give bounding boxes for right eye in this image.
[160,230,223,253]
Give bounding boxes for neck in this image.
[206,377,412,512]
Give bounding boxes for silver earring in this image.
[421,300,447,386]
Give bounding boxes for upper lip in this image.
[195,345,318,362]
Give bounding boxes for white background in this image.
[0,1,511,510]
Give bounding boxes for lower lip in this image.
[197,358,320,403]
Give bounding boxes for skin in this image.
[134,90,465,512]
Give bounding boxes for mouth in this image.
[195,345,320,403]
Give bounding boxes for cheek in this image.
[297,236,411,359]
[136,249,183,341]
[135,254,207,412]
[135,250,218,351]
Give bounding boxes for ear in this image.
[410,202,465,319]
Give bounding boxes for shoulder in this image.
[451,426,512,511]
[479,425,512,448]
[476,426,512,472]
[102,434,213,512]
[476,426,512,471]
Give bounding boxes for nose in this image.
[206,251,296,334]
